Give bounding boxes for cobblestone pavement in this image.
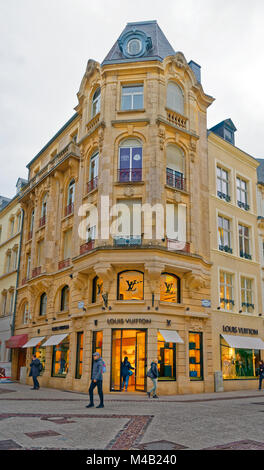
[1,382,264,450]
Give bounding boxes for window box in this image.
[58,259,71,270]
[219,245,233,254]
[220,298,235,306]
[240,252,252,260]
[242,302,254,309]
[217,191,230,202]
[238,201,250,211]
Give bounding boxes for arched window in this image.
[60,286,69,311]
[166,144,185,190]
[39,293,47,316]
[166,82,184,115]
[23,302,29,324]
[119,138,142,182]
[117,270,144,300]
[92,88,101,117]
[160,273,181,303]
[66,180,75,216]
[92,276,103,303]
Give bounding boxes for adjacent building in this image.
[0,178,26,379]
[208,120,264,391]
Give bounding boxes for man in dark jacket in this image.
[258,360,264,390]
[147,359,159,398]
[29,355,41,390]
[86,352,104,408]
[121,356,134,391]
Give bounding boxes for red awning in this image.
[5,334,28,348]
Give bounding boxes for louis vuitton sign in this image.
[107,318,151,325]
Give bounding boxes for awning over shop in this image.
[5,334,28,349]
[22,336,45,348]
[42,334,68,347]
[222,334,264,350]
[159,329,184,344]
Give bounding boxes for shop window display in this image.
[51,337,69,378]
[157,331,176,381]
[189,332,203,380]
[160,273,180,303]
[92,276,104,303]
[32,343,46,374]
[220,336,260,379]
[75,332,83,379]
[117,271,144,300]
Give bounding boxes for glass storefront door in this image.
[111,329,147,392]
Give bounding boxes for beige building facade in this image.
[208,120,264,391]
[11,21,216,395]
[0,179,26,379]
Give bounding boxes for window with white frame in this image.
[217,166,230,202]
[241,277,254,312]
[166,82,184,115]
[219,271,234,310]
[238,224,251,259]
[121,84,144,110]
[23,302,29,324]
[237,177,249,210]
[9,291,14,314]
[218,216,232,253]
[91,88,101,117]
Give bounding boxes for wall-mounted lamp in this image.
[69,274,73,279]
[217,307,221,310]
[147,306,151,310]
[239,310,243,313]
[186,307,190,311]
[109,306,112,311]
[167,320,171,326]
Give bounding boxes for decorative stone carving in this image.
[158,127,166,150]
[184,272,207,298]
[174,193,182,203]
[124,186,135,197]
[73,273,88,297]
[172,52,188,71]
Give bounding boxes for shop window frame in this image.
[189,331,204,381]
[117,270,144,301]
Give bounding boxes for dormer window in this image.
[127,38,142,55]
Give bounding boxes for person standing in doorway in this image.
[258,360,264,390]
[86,352,104,408]
[29,354,41,390]
[147,359,159,398]
[121,356,134,391]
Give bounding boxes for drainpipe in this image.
[9,208,24,363]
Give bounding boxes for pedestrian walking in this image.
[29,354,42,390]
[146,359,159,398]
[86,352,104,408]
[121,356,134,391]
[258,360,264,390]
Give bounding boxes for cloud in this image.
[0,0,264,197]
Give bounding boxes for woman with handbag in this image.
[121,356,134,391]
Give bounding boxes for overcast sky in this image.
[0,0,263,198]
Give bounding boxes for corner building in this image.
[13,21,215,394]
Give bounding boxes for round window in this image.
[127,38,142,56]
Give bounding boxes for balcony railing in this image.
[65,203,74,217]
[166,109,188,129]
[58,258,71,270]
[114,236,142,247]
[167,239,190,253]
[21,277,29,286]
[117,168,142,183]
[80,239,95,255]
[32,266,41,278]
[39,216,46,228]
[166,169,186,191]
[87,176,98,193]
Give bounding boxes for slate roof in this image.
[102,20,175,65]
